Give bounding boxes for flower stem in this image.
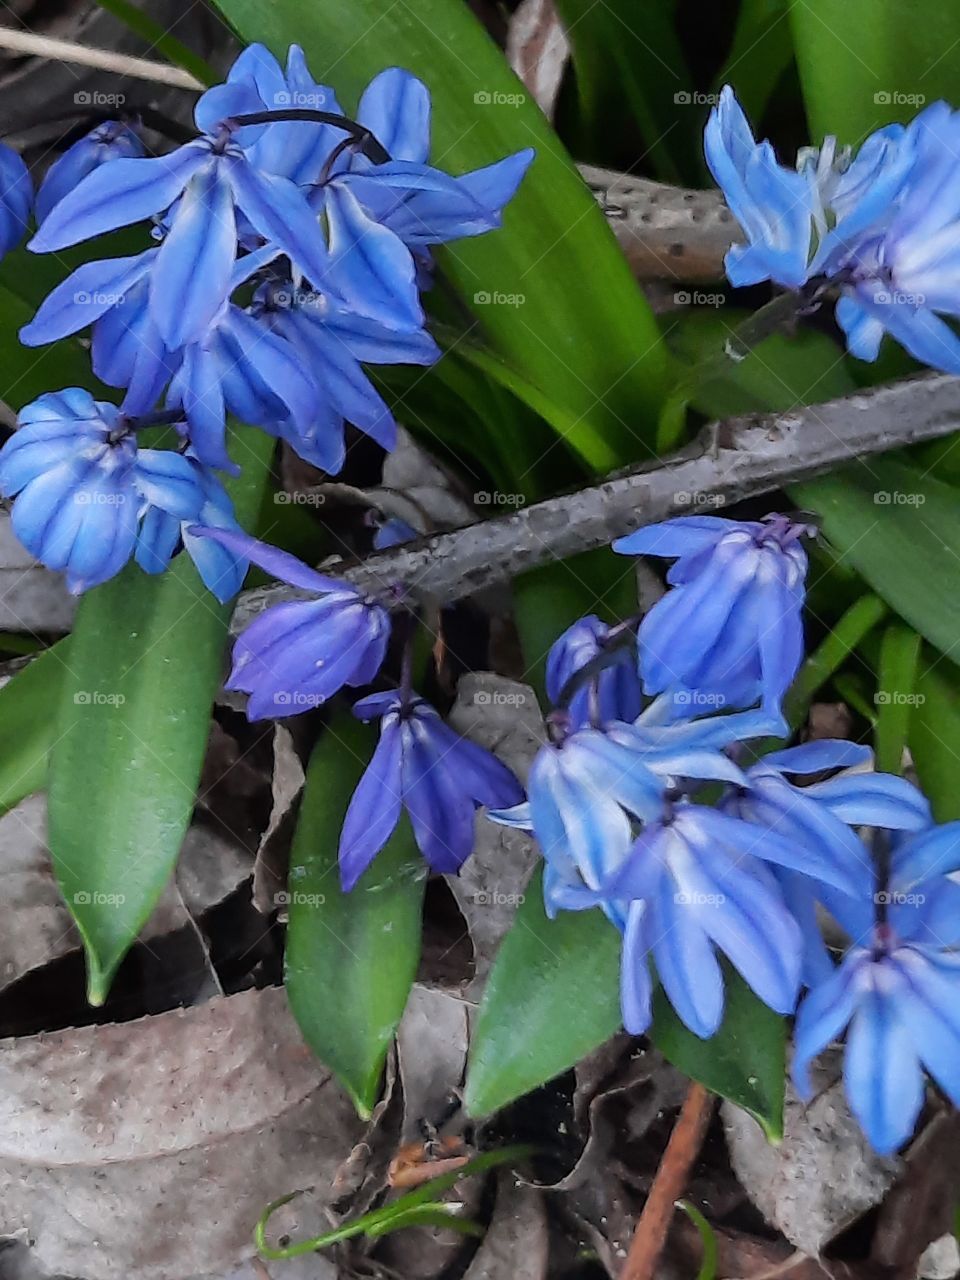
[230,110,390,164]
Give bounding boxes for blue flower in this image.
[340,691,523,890]
[137,455,247,603]
[725,739,931,982]
[0,389,205,593]
[28,104,331,352]
[250,277,440,469]
[545,615,642,728]
[0,141,33,259]
[192,527,392,719]
[36,121,144,223]
[607,805,809,1037]
[614,514,812,714]
[489,699,783,892]
[705,85,816,289]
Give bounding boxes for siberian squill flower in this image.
[340,691,523,890]
[192,528,391,720]
[794,821,960,1153]
[0,389,205,593]
[489,699,784,892]
[36,120,144,223]
[0,141,32,259]
[614,514,812,714]
[725,739,931,981]
[545,615,642,728]
[607,804,813,1037]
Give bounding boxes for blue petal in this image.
[792,952,864,1098]
[621,900,654,1035]
[339,717,404,890]
[762,740,872,774]
[805,772,932,832]
[226,155,329,285]
[167,341,234,473]
[30,143,209,252]
[892,821,960,890]
[652,871,726,1038]
[134,449,205,518]
[844,979,924,1155]
[36,123,144,223]
[324,184,423,330]
[189,525,343,592]
[357,68,431,163]
[613,516,737,559]
[0,143,32,255]
[150,161,237,349]
[20,251,156,346]
[401,714,476,873]
[135,505,181,575]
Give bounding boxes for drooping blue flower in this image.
[340,691,523,890]
[0,142,33,259]
[136,454,247,603]
[545,615,642,728]
[0,389,205,593]
[28,98,332,352]
[250,277,440,469]
[607,804,809,1037]
[725,739,932,982]
[328,68,535,250]
[488,699,787,893]
[705,85,817,289]
[36,121,144,223]
[614,514,812,715]
[191,527,392,719]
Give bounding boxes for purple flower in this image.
[0,141,32,258]
[191,527,392,719]
[614,514,812,714]
[340,692,523,890]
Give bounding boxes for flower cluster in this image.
[487,513,960,1156]
[707,86,960,374]
[0,43,532,593]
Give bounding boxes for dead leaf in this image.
[396,984,470,1142]
[446,675,544,981]
[506,0,570,118]
[251,725,305,916]
[722,1060,900,1257]
[372,426,476,533]
[0,986,363,1280]
[0,516,74,634]
[463,1172,549,1279]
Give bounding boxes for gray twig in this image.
[232,372,960,630]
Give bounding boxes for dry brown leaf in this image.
[251,725,305,915]
[0,986,362,1280]
[506,0,570,118]
[445,675,544,982]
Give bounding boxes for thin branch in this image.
[232,371,960,630]
[580,164,734,282]
[621,1082,714,1280]
[0,30,203,89]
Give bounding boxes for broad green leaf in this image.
[284,713,425,1117]
[909,658,960,821]
[713,0,793,123]
[465,871,786,1134]
[792,459,960,668]
[789,0,960,142]
[668,308,857,416]
[783,593,887,731]
[0,643,66,816]
[94,0,217,85]
[48,428,274,1003]
[464,874,621,1118]
[651,969,786,1140]
[213,0,673,466]
[875,622,921,774]
[554,0,697,184]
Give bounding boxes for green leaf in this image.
[554,0,697,183]
[94,0,217,85]
[48,428,274,1003]
[713,0,793,123]
[789,0,960,141]
[0,643,66,816]
[464,873,621,1119]
[651,969,786,1141]
[792,459,960,668]
[284,712,425,1118]
[875,622,921,774]
[0,283,106,406]
[212,0,672,467]
[783,594,887,733]
[909,658,960,821]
